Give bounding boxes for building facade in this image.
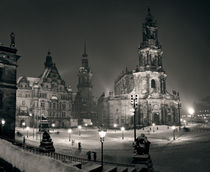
[73,43,97,125]
[98,9,181,128]
[16,52,72,128]
[0,33,20,141]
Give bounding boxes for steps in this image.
[81,162,139,172]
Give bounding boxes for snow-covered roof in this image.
[27,77,40,87]
[51,95,58,100]
[17,76,40,87]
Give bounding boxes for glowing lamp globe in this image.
[1,119,5,126]
[121,127,125,131]
[99,130,107,138]
[68,129,72,133]
[188,108,195,115]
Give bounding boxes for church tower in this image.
[0,33,20,141]
[138,8,163,72]
[73,41,95,124]
[98,9,181,128]
[77,41,93,103]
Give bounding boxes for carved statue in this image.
[10,32,15,48]
[133,133,150,155]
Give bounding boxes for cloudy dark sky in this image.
[0,0,210,113]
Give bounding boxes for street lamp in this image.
[26,126,29,138]
[1,119,5,137]
[130,94,138,141]
[29,113,35,138]
[113,123,117,132]
[121,127,125,139]
[98,129,107,168]
[85,123,88,130]
[183,120,186,127]
[152,123,155,132]
[1,119,5,126]
[68,128,72,141]
[22,121,26,129]
[172,126,176,140]
[188,107,195,121]
[78,125,82,136]
[51,123,55,131]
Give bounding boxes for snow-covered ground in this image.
[0,138,83,172]
[16,123,210,172]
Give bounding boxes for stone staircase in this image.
[79,162,138,172]
[73,154,154,172]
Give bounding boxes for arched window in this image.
[151,79,156,89]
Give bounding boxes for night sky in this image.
[1,0,210,114]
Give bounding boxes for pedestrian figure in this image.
[87,151,91,160]
[78,142,81,151]
[150,127,151,131]
[72,139,74,146]
[157,127,158,130]
[93,152,97,161]
[23,136,26,145]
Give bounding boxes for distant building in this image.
[193,98,210,123]
[16,52,72,128]
[0,33,20,141]
[97,9,181,128]
[72,42,97,125]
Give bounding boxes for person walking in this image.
[87,151,91,160]
[93,152,97,161]
[78,142,81,151]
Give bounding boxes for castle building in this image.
[0,33,20,141]
[16,52,72,128]
[73,42,97,125]
[97,9,181,128]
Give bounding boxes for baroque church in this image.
[97,9,181,128]
[16,52,72,128]
[72,42,97,125]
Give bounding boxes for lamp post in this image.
[113,123,117,132]
[172,125,176,140]
[1,119,5,137]
[152,123,155,132]
[26,126,29,138]
[29,113,35,138]
[121,127,125,140]
[85,123,88,130]
[1,119,5,126]
[78,125,82,136]
[68,128,72,141]
[22,121,26,130]
[183,120,186,127]
[188,107,195,121]
[51,123,55,131]
[98,129,107,168]
[131,94,138,141]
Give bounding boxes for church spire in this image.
[140,8,160,49]
[81,41,89,70]
[82,40,88,58]
[44,50,53,68]
[138,8,164,72]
